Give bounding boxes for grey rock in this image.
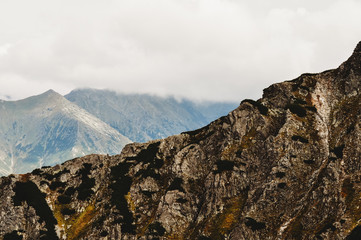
[0,42,360,239]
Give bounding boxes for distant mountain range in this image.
[0,89,237,175]
[0,90,131,175]
[65,89,237,142]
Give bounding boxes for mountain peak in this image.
[353,41,361,53]
[30,90,69,108]
[337,41,361,80]
[40,89,62,98]
[0,87,131,175]
[44,89,57,94]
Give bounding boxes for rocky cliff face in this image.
[0,43,360,240]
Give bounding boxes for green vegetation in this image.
[65,204,96,240]
[204,190,248,239]
[221,127,257,163]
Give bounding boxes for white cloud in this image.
[0,0,361,101]
[0,44,13,57]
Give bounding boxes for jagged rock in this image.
[0,42,360,239]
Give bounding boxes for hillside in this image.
[0,42,360,239]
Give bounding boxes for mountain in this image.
[0,42,360,239]
[65,89,238,142]
[0,90,131,175]
[0,88,236,175]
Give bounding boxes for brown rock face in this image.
[0,43,360,240]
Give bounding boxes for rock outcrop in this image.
[0,42,360,239]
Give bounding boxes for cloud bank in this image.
[0,0,361,101]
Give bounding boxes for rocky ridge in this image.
[0,42,360,239]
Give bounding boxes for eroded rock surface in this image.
[0,42,360,239]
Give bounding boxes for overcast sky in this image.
[0,0,361,102]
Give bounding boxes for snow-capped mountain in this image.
[65,89,238,142]
[0,90,131,175]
